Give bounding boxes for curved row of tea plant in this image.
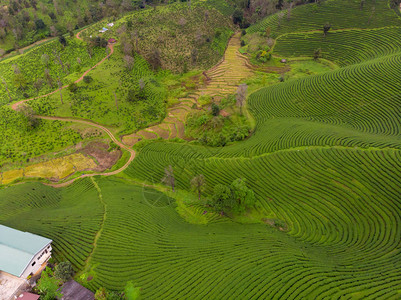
[247,0,400,38]
[0,179,103,270]
[274,26,401,66]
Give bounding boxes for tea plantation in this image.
[1,0,401,298]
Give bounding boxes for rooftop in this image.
[0,225,52,277]
[59,280,95,300]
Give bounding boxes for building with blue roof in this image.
[0,225,52,278]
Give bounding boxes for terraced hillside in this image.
[122,32,253,145]
[2,0,401,298]
[247,0,400,37]
[249,0,401,65]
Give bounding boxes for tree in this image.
[54,261,74,283]
[36,267,62,300]
[313,48,321,60]
[162,165,175,192]
[68,82,78,93]
[236,83,248,114]
[58,35,67,47]
[124,281,141,300]
[211,103,220,116]
[17,104,39,129]
[34,78,45,92]
[14,73,27,90]
[191,174,206,201]
[124,55,135,70]
[232,9,244,25]
[211,184,232,212]
[35,18,46,30]
[148,48,161,70]
[44,68,53,87]
[1,77,12,102]
[230,178,255,213]
[323,23,331,36]
[83,75,93,84]
[41,54,50,67]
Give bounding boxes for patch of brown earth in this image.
[80,141,122,172]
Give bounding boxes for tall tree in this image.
[191,174,206,201]
[236,83,248,114]
[1,77,12,102]
[162,165,175,192]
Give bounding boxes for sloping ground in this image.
[273,26,401,66]
[0,153,96,185]
[247,0,401,37]
[122,32,253,146]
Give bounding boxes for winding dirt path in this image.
[37,115,135,187]
[7,30,250,188]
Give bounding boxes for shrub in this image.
[83,76,93,84]
[54,261,74,282]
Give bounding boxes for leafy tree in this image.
[230,178,255,213]
[211,103,220,116]
[232,9,244,25]
[124,281,141,300]
[191,174,206,201]
[236,83,248,114]
[14,73,27,90]
[313,48,322,60]
[17,104,39,129]
[68,82,78,93]
[41,54,50,67]
[162,165,175,192]
[36,267,62,300]
[83,75,93,84]
[35,19,46,30]
[323,23,331,36]
[54,261,74,282]
[211,184,232,212]
[58,35,67,47]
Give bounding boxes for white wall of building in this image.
[20,244,52,278]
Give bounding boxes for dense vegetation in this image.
[1,0,401,298]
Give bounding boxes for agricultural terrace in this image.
[1,0,401,298]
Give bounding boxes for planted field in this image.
[274,27,401,66]
[0,179,103,271]
[2,163,401,298]
[247,0,400,38]
[0,106,90,167]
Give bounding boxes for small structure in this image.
[0,224,52,279]
[108,38,117,44]
[99,27,108,33]
[107,22,114,27]
[280,59,287,63]
[16,292,40,300]
[59,280,95,300]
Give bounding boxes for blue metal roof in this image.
[0,225,52,277]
